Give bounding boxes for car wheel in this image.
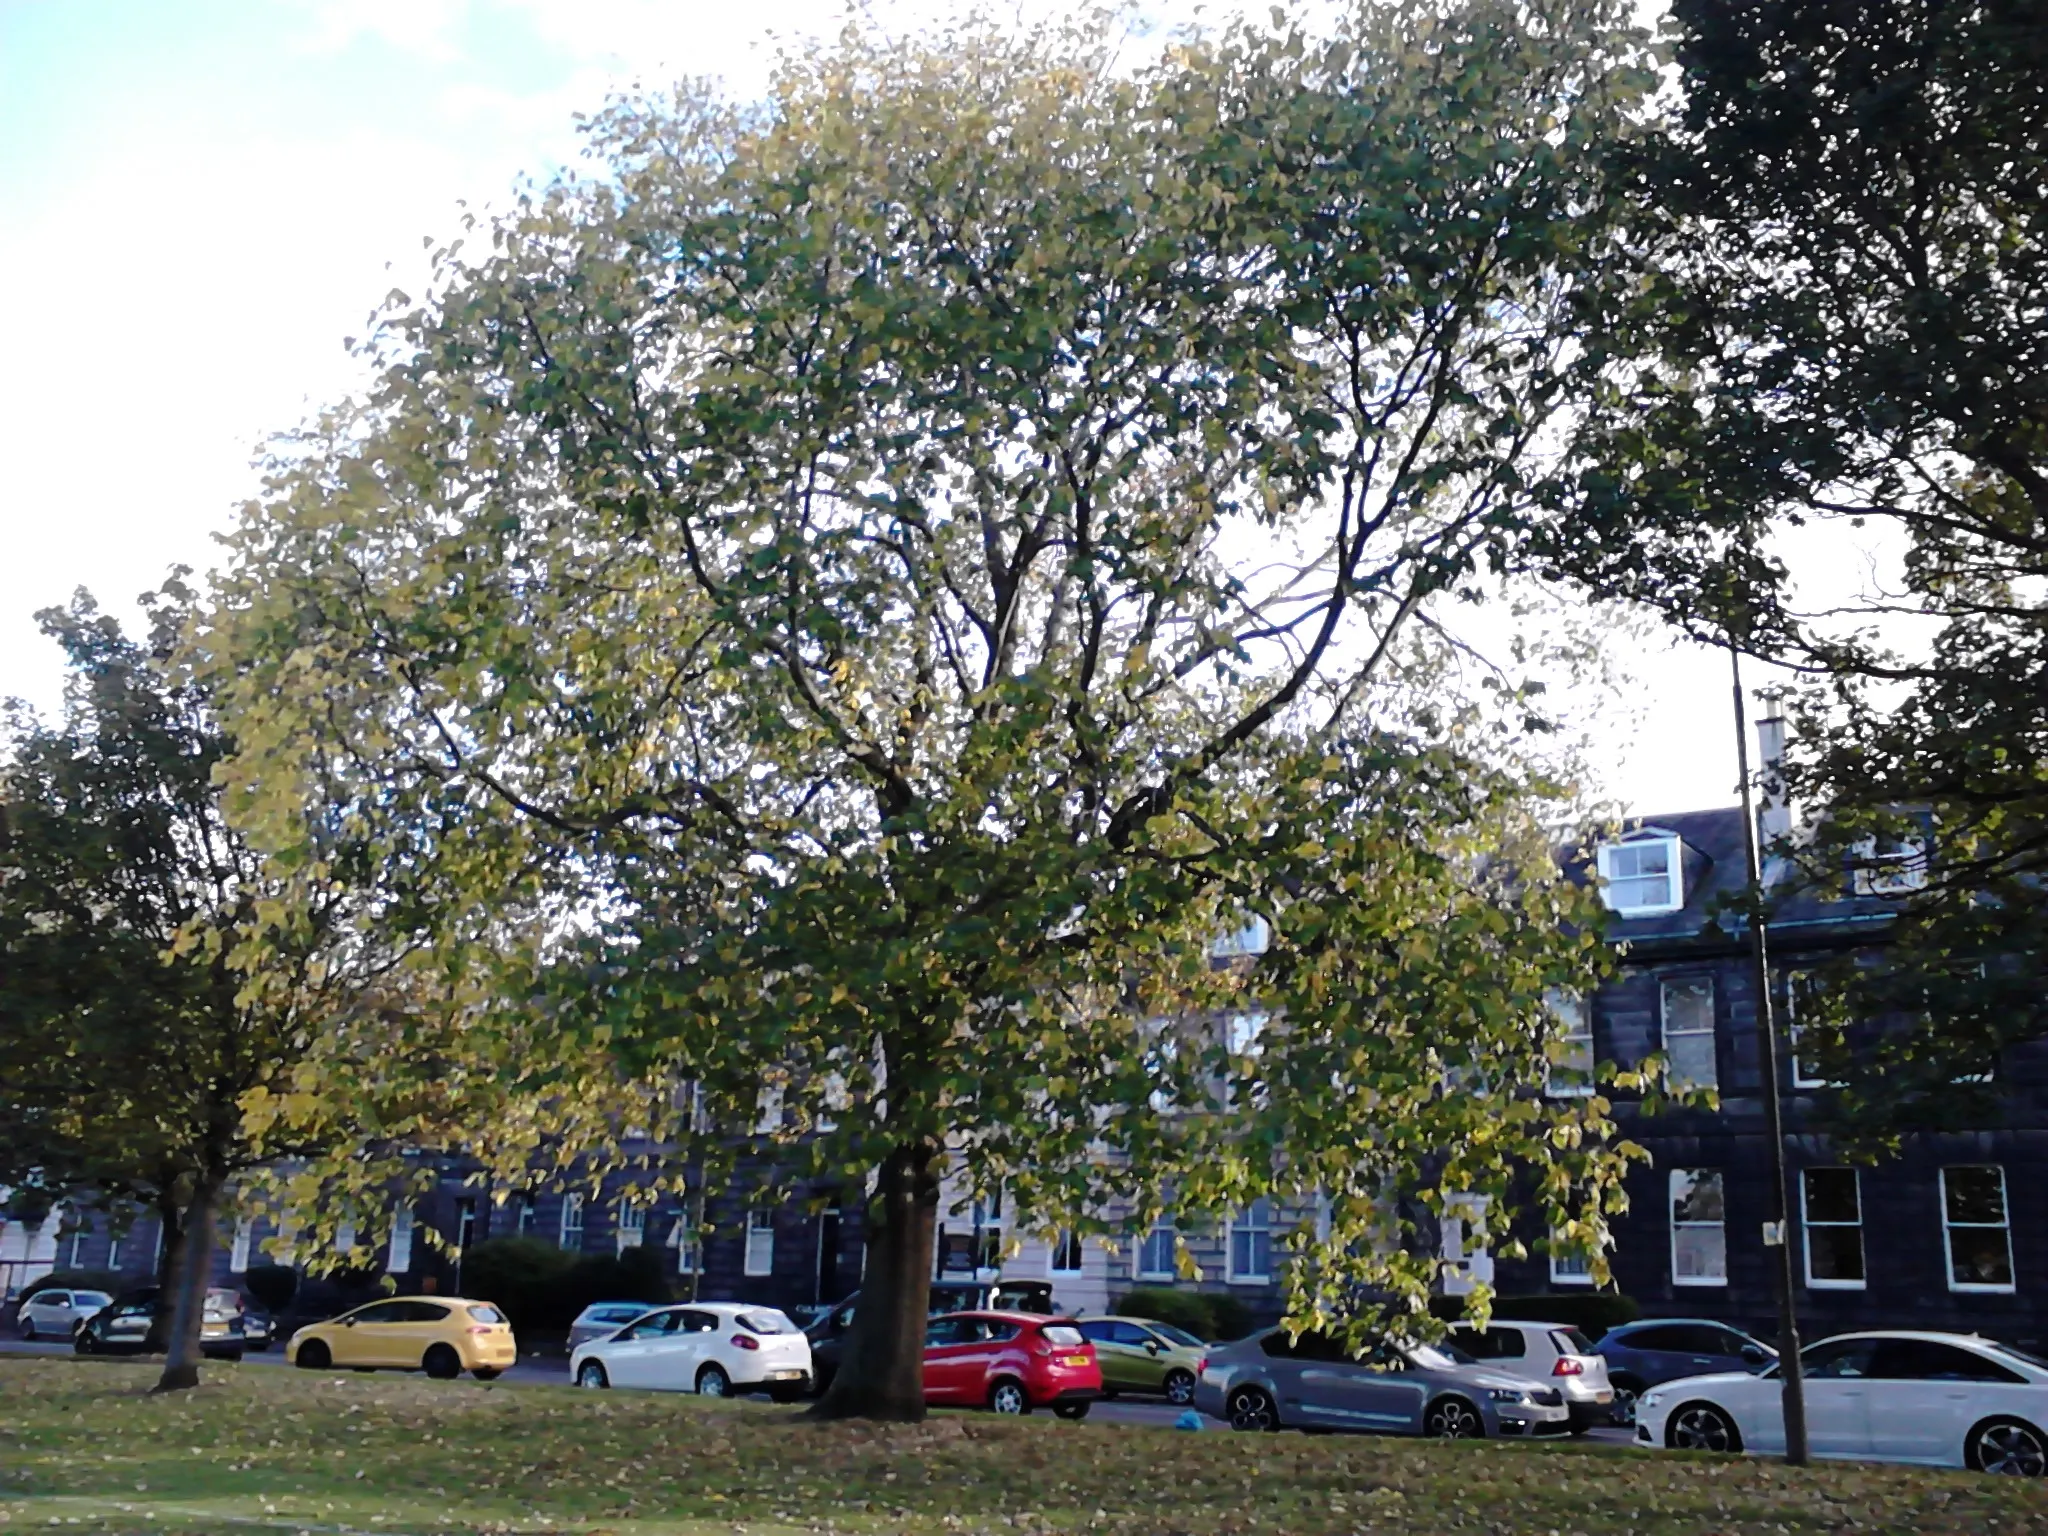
[1226,1386,1277,1432]
[472,1367,502,1382]
[19,1319,35,1341]
[1609,1379,1644,1428]
[73,1331,96,1356]
[422,1344,463,1381]
[1967,1417,2048,1477]
[1053,1401,1091,1421]
[697,1363,732,1398]
[1667,1402,1742,1454]
[296,1339,331,1371]
[1425,1396,1484,1440]
[989,1378,1030,1416]
[1163,1369,1197,1407]
[577,1360,610,1390]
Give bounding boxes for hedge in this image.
[1110,1287,1255,1342]
[459,1237,671,1334]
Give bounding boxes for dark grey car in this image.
[1593,1319,1775,1426]
[1193,1327,1569,1438]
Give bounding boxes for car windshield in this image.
[738,1311,794,1335]
[1406,1340,1476,1369]
[1147,1323,1205,1349]
[1040,1325,1085,1347]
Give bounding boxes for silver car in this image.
[14,1288,112,1340]
[1451,1319,1614,1433]
[568,1301,661,1353]
[1195,1326,1571,1438]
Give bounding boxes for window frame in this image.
[615,1202,647,1254]
[229,1217,252,1274]
[1940,1165,2016,1295]
[1226,1200,1273,1285]
[1669,1169,1727,1288]
[1800,1167,1867,1291]
[1548,1230,1595,1287]
[1136,1216,1176,1282]
[744,1207,776,1278]
[1659,975,1720,1093]
[1783,969,1833,1091]
[1543,990,1596,1098]
[1595,832,1684,917]
[1049,1228,1084,1277]
[558,1193,585,1252]
[388,1207,415,1273]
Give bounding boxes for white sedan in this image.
[1637,1330,2048,1475]
[570,1302,812,1401]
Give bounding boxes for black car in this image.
[73,1287,245,1361]
[1592,1318,1774,1426]
[804,1280,1055,1393]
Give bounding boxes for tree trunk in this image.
[151,1178,219,1394]
[143,1185,185,1353]
[807,1141,939,1422]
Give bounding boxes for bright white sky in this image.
[0,0,1771,818]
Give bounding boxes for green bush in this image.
[1110,1287,1254,1343]
[243,1264,300,1316]
[1429,1291,1640,1341]
[17,1269,123,1306]
[460,1237,670,1334]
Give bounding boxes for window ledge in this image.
[1672,1277,1728,1288]
[1948,1283,2017,1296]
[1803,1279,1867,1291]
[1226,1275,1271,1287]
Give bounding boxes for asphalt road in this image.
[0,1336,1634,1444]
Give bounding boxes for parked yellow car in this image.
[287,1296,515,1380]
[1074,1316,1209,1405]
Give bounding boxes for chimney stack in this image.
[1755,691,1792,844]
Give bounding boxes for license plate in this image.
[1063,1355,1089,1367]
[766,1369,804,1380]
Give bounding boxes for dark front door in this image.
[816,1207,843,1302]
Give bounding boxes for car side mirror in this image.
[1145,1341,1160,1354]
[343,1318,356,1327]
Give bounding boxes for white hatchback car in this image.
[15,1288,112,1340]
[571,1302,812,1401]
[1638,1330,2048,1474]
[1452,1320,1614,1433]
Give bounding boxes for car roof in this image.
[1454,1319,1572,1332]
[944,1309,1065,1324]
[1811,1329,2012,1346]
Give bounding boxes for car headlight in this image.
[1487,1388,1527,1404]
[1639,1390,1662,1411]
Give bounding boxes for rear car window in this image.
[1040,1325,1085,1347]
[737,1311,794,1334]
[1551,1328,1593,1355]
[1456,1327,1526,1359]
[467,1304,507,1324]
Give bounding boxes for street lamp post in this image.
[1729,643,1809,1466]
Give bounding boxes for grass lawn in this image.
[1,1360,2044,1535]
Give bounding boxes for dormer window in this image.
[1596,831,1684,917]
[1851,828,1929,896]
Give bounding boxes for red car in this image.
[923,1310,1101,1418]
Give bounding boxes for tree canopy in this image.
[198,0,1662,1418]
[1555,0,2048,1133]
[0,585,362,1389]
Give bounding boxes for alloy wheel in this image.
[698,1365,731,1397]
[578,1362,608,1390]
[1164,1370,1196,1406]
[1609,1386,1638,1427]
[1426,1398,1481,1440]
[990,1381,1028,1415]
[1669,1404,1738,1453]
[1975,1421,2048,1477]
[1227,1389,1275,1432]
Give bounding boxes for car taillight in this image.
[469,1325,493,1335]
[1196,1355,1208,1376]
[732,1334,760,1351]
[1031,1339,1052,1357]
[1553,1357,1584,1376]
